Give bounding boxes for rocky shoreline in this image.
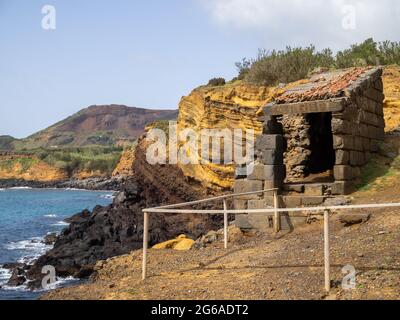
[1,142,225,292]
[0,176,126,191]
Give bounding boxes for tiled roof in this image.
[275,67,373,104]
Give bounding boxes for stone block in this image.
[234,180,263,199]
[353,137,363,151]
[374,79,383,91]
[333,135,354,150]
[256,134,285,151]
[233,200,248,210]
[283,184,304,193]
[364,88,385,103]
[332,181,354,195]
[370,140,380,152]
[248,213,272,230]
[353,166,361,178]
[302,197,325,206]
[335,150,350,165]
[362,138,370,152]
[282,196,302,208]
[350,151,365,166]
[264,180,282,195]
[263,117,283,134]
[235,214,252,230]
[248,200,272,210]
[262,196,275,206]
[331,118,352,134]
[304,184,324,196]
[248,164,285,181]
[334,165,354,181]
[256,149,284,165]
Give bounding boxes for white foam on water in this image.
[100,194,114,199]
[0,267,11,283]
[9,187,33,190]
[4,237,53,265]
[44,214,57,218]
[51,221,69,227]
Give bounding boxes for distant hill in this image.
[0,135,18,151]
[4,105,178,151]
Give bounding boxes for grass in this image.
[0,157,39,174]
[16,146,123,176]
[356,155,400,191]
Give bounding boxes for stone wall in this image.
[280,115,311,180]
[332,68,385,194]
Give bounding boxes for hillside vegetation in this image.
[235,38,400,86]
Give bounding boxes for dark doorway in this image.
[307,113,335,175]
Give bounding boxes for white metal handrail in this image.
[141,190,400,293]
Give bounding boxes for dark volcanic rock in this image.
[42,233,58,245]
[7,267,27,287]
[339,213,371,226]
[0,176,125,191]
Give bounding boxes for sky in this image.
[0,0,399,138]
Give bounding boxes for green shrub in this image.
[239,46,334,86]
[207,77,226,86]
[237,38,400,86]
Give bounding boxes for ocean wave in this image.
[4,237,53,265]
[100,194,115,199]
[9,187,33,190]
[51,221,70,227]
[0,268,11,282]
[44,214,57,218]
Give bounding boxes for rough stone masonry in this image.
[234,67,385,231]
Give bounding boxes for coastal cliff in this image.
[176,81,277,189]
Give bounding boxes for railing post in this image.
[142,211,149,280]
[223,199,228,249]
[273,189,280,233]
[324,209,331,292]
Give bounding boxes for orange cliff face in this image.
[112,147,136,177]
[0,155,67,181]
[383,65,400,132]
[176,81,280,190]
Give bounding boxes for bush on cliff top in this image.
[207,77,226,87]
[238,38,400,86]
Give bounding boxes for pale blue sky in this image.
[1,0,399,138]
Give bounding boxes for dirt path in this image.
[42,195,400,300]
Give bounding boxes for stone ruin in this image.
[234,67,385,231]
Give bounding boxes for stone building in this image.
[234,67,385,230]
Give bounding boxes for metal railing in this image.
[142,190,400,292]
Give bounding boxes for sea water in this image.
[0,188,114,300]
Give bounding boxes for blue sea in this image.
[0,188,114,300]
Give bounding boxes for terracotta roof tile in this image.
[275,67,373,104]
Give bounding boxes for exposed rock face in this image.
[383,65,400,132]
[0,155,67,181]
[177,82,279,189]
[281,115,311,180]
[112,147,136,177]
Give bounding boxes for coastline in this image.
[0,176,125,192]
[0,188,116,299]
